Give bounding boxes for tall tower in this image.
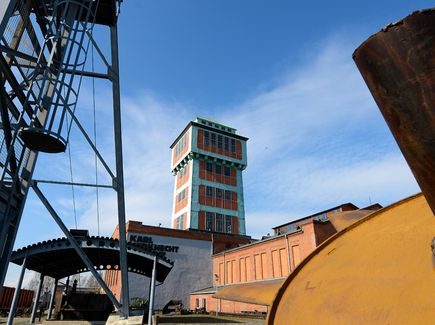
[170,117,248,235]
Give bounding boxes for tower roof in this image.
[170,119,248,149]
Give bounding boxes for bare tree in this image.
[25,272,56,294]
[84,272,102,291]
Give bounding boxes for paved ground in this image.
[0,316,31,324]
[157,315,265,325]
[1,315,266,325]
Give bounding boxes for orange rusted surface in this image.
[268,193,435,324]
[213,279,285,306]
[353,9,435,214]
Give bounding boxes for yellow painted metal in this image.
[328,209,374,232]
[213,279,285,306]
[268,193,435,324]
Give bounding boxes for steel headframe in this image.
[0,0,130,319]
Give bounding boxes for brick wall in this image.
[213,220,319,285]
[198,185,237,210]
[176,162,190,189]
[172,130,190,167]
[174,186,189,213]
[197,129,243,160]
[199,160,237,186]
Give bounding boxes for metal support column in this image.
[47,278,58,320]
[110,23,129,318]
[30,273,44,324]
[7,254,26,325]
[147,256,157,325]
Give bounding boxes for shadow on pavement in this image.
[158,316,241,323]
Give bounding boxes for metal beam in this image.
[47,278,58,320]
[64,104,116,180]
[110,24,129,318]
[32,179,113,189]
[85,27,112,72]
[0,0,18,37]
[30,273,44,324]
[6,254,26,325]
[31,183,122,310]
[148,255,157,325]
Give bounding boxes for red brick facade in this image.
[176,162,190,189]
[197,211,239,234]
[199,160,237,186]
[197,129,243,160]
[198,185,238,210]
[172,130,190,167]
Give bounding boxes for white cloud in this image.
[77,35,419,239]
[21,35,421,240]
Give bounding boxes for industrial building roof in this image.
[272,202,359,230]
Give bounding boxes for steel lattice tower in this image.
[0,0,131,317]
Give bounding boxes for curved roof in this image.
[10,236,173,282]
[267,193,435,324]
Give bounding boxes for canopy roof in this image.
[10,235,173,282]
[212,279,285,306]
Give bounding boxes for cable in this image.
[91,33,100,236]
[66,113,78,229]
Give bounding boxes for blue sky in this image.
[5,0,432,285]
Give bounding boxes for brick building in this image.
[170,117,248,235]
[190,203,382,314]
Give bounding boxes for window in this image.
[202,298,206,310]
[204,131,210,146]
[211,133,216,147]
[178,192,182,202]
[206,162,213,172]
[176,215,184,229]
[224,166,231,176]
[216,188,222,199]
[215,164,222,174]
[225,216,232,233]
[215,214,223,232]
[225,190,231,200]
[181,189,186,200]
[224,137,229,151]
[231,139,236,153]
[206,186,213,197]
[196,299,199,308]
[206,212,213,231]
[217,135,223,149]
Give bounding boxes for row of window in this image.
[205,186,233,201]
[205,212,233,233]
[216,246,300,285]
[204,131,236,153]
[175,133,188,158]
[205,161,231,176]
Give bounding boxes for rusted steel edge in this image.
[352,8,435,214]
